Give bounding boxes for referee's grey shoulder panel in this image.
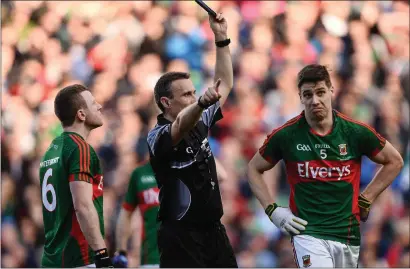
[202,101,221,127]
[147,124,171,156]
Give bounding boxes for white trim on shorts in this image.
[76,263,96,268]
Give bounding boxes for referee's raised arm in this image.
[210,12,233,107]
[149,12,232,149]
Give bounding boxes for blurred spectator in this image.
[1,1,409,268]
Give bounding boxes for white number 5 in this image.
[42,168,57,212]
[320,149,327,159]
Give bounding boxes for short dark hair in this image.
[154,72,190,112]
[54,84,88,127]
[297,64,332,90]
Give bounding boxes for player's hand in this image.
[358,193,372,222]
[209,13,228,41]
[266,203,308,235]
[112,250,128,268]
[199,78,222,108]
[95,248,114,268]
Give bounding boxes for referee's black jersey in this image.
[147,101,223,225]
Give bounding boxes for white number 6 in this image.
[98,176,103,190]
[320,149,327,159]
[42,168,57,212]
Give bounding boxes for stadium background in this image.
[1,0,409,267]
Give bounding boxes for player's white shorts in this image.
[291,235,360,268]
[77,263,96,268]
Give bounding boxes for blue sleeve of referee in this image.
[201,101,223,128]
[147,124,173,158]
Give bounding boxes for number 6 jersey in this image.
[39,132,104,268]
[259,110,386,246]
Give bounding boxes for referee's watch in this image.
[215,38,231,48]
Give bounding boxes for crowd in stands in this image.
[1,1,409,267]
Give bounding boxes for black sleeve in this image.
[147,124,173,158]
[201,101,223,128]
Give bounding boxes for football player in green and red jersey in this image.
[113,160,160,268]
[247,64,404,268]
[39,84,113,268]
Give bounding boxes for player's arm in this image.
[112,208,132,267]
[358,126,404,221]
[215,158,227,183]
[362,141,404,202]
[115,208,133,253]
[247,152,276,209]
[70,182,107,250]
[113,171,139,268]
[248,132,307,235]
[67,143,112,268]
[210,13,233,106]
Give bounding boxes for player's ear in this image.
[298,91,304,104]
[160,97,171,109]
[77,109,86,122]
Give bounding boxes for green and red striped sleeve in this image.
[67,134,93,183]
[122,171,139,212]
[259,116,302,164]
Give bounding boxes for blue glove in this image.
[112,250,128,268]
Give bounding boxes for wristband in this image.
[94,248,112,268]
[215,38,231,48]
[95,248,109,257]
[197,96,210,109]
[358,194,371,211]
[265,203,278,217]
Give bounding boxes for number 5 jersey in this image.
[259,110,386,246]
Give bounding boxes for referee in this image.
[147,13,237,268]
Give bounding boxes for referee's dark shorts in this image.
[157,220,237,268]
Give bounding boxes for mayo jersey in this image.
[122,162,160,265]
[259,110,386,246]
[40,132,104,267]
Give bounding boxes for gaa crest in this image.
[302,255,311,268]
[338,144,347,156]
